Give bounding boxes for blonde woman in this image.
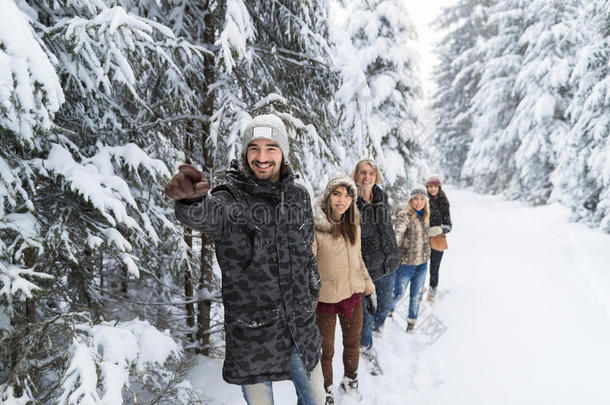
[313,174,375,404]
[390,185,431,332]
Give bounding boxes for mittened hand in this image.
[365,293,377,315]
[165,164,210,200]
[428,226,443,237]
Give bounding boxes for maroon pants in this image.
[316,302,363,389]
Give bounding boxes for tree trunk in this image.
[196,2,217,356]
[24,247,36,323]
[121,266,128,295]
[197,234,215,355]
[184,226,196,342]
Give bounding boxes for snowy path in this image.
[188,187,610,404]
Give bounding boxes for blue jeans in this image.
[361,272,396,348]
[390,263,428,322]
[241,346,325,405]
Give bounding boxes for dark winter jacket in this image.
[174,159,321,385]
[428,189,452,233]
[356,185,399,281]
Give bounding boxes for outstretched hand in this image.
[164,164,210,200]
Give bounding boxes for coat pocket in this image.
[226,307,280,329]
[319,278,337,303]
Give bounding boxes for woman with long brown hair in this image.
[312,174,375,404]
[425,176,452,301]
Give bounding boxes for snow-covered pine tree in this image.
[461,0,528,195]
[0,0,64,341]
[502,0,582,204]
[432,0,610,233]
[432,0,492,184]
[554,0,610,231]
[329,0,424,196]
[211,0,339,190]
[1,0,207,402]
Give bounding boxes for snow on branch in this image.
[45,144,138,228]
[218,0,255,74]
[0,385,32,405]
[58,319,192,405]
[0,0,64,145]
[0,212,43,260]
[49,5,189,103]
[0,262,54,302]
[251,93,288,110]
[44,142,168,231]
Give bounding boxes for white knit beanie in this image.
[323,174,358,202]
[242,114,290,158]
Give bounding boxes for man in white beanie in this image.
[165,114,325,405]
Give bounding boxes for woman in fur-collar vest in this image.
[389,185,431,333]
[313,174,375,404]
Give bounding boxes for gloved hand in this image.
[441,224,452,234]
[428,226,443,237]
[165,164,210,200]
[365,293,377,315]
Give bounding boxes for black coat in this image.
[428,189,452,231]
[356,185,399,281]
[175,160,321,385]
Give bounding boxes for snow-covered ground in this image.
[188,187,610,404]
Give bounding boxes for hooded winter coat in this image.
[357,185,399,281]
[174,159,321,385]
[312,197,375,303]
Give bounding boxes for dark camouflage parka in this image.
[174,159,321,385]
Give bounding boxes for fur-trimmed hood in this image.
[312,195,360,233]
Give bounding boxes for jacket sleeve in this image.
[383,194,400,267]
[442,198,452,233]
[357,226,375,295]
[303,194,320,300]
[394,211,409,248]
[309,235,321,300]
[424,223,431,259]
[174,190,233,241]
[360,252,375,295]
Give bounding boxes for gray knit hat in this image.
[242,114,290,158]
[409,184,428,201]
[323,174,358,202]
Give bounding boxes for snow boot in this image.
[339,375,363,401]
[361,347,383,376]
[406,320,416,333]
[428,287,437,302]
[325,386,334,405]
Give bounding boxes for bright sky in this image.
[406,0,456,97]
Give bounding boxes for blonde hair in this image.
[352,159,383,185]
[399,197,430,225]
